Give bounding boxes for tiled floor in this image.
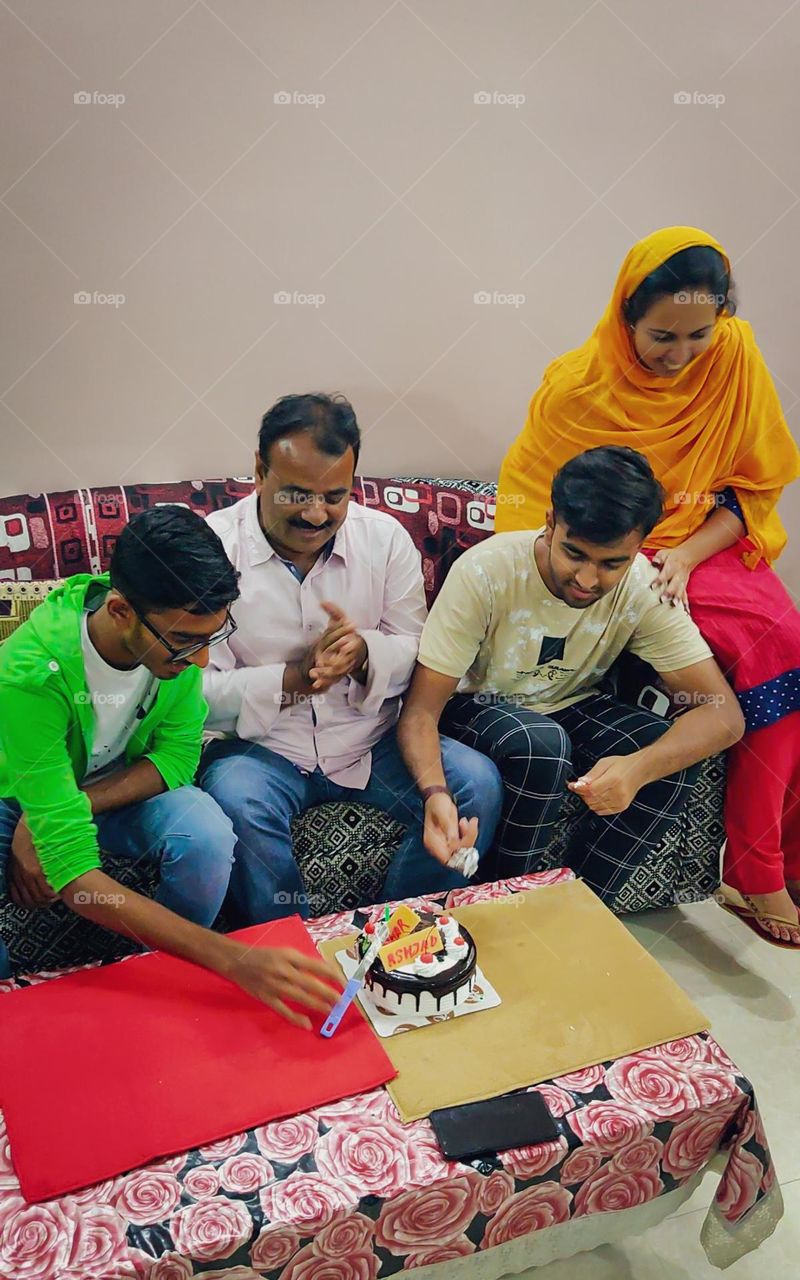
[516,897,799,1277]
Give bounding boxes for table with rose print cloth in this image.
[0,872,783,1278]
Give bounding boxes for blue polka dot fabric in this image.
[738,668,800,731]
[716,486,745,523]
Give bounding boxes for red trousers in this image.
[650,544,800,894]
[723,715,800,892]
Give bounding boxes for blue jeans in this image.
[198,730,504,925]
[0,786,237,978]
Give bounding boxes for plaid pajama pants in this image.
[440,692,702,905]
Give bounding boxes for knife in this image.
[320,919,389,1038]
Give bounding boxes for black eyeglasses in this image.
[132,605,238,663]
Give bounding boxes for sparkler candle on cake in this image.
[356,911,477,1016]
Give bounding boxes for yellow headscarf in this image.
[496,226,799,567]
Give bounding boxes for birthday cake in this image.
[357,911,477,1017]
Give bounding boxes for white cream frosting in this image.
[392,917,469,977]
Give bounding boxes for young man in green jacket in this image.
[0,506,338,1028]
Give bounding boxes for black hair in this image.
[622,246,736,326]
[258,393,360,470]
[551,447,664,543]
[110,506,240,615]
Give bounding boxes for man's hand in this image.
[8,818,57,909]
[283,602,368,700]
[309,602,367,687]
[284,634,352,700]
[567,756,645,816]
[226,946,342,1029]
[310,633,368,686]
[650,547,694,610]
[63,867,341,1031]
[423,792,479,866]
[316,602,357,656]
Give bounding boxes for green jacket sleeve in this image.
[142,667,207,791]
[0,684,101,893]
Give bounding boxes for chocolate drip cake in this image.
[357,911,477,1016]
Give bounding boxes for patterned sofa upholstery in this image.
[0,477,725,971]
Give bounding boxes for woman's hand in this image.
[650,546,695,610]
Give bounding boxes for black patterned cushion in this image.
[1,804,407,972]
[539,751,726,913]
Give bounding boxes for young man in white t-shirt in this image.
[398,447,744,904]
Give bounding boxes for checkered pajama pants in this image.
[440,692,702,905]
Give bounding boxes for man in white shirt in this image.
[198,393,503,923]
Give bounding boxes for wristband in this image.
[421,784,451,804]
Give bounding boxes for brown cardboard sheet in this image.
[320,879,709,1122]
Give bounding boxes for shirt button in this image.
[48,660,59,672]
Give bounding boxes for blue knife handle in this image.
[320,977,363,1038]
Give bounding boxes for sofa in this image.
[0,476,726,972]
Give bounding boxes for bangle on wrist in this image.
[421,784,451,804]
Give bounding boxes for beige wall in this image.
[2,1,799,588]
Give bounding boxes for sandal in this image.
[716,883,800,950]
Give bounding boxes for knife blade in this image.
[320,918,389,1038]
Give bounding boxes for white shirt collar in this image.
[243,490,350,569]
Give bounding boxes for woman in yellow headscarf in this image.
[497,226,800,948]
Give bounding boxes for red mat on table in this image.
[0,916,394,1203]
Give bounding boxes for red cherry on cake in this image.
[437,915,450,925]
[420,954,434,965]
[454,936,465,946]
[364,923,375,935]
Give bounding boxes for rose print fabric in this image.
[0,873,780,1276]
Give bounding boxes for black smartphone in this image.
[430,1091,559,1161]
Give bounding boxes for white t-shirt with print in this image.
[80,611,153,780]
[418,530,713,714]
